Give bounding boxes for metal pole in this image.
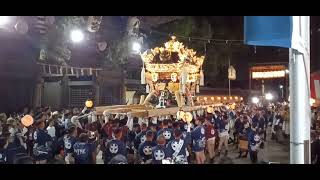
[228,58,231,96]
[249,68,252,91]
[261,80,265,95]
[290,16,311,164]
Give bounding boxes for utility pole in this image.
[290,16,311,164]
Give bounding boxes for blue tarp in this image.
[244,16,293,48]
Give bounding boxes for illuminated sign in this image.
[252,70,285,79]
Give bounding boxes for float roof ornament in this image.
[141,36,205,73]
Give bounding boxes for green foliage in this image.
[40,16,86,65]
[104,35,130,67]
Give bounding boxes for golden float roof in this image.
[141,36,205,73]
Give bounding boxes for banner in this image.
[244,16,293,48]
[244,16,308,54]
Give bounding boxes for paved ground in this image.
[213,128,289,164]
[96,127,290,164]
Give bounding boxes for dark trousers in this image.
[249,151,258,163]
[233,132,239,144]
[239,150,248,157]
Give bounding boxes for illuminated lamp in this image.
[177,110,185,120]
[207,106,213,114]
[85,99,94,108]
[182,112,193,123]
[21,115,34,127]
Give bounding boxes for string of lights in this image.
[149,29,244,44]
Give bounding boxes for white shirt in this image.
[47,126,56,138]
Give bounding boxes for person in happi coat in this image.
[138,130,157,164]
[73,133,96,164]
[33,114,52,164]
[191,117,206,164]
[103,128,127,164]
[167,124,191,164]
[63,124,77,164]
[152,135,170,164]
[157,119,174,144]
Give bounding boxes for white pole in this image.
[290,16,311,164]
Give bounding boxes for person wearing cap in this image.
[64,125,78,164]
[151,135,170,164]
[33,113,52,164]
[138,130,156,164]
[102,128,127,164]
[167,122,192,164]
[73,133,96,164]
[156,119,174,145]
[191,117,206,164]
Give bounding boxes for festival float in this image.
[96,36,233,118]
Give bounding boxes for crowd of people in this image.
[0,102,296,164]
[311,107,320,164]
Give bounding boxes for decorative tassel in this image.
[139,95,145,105]
[90,68,93,76]
[141,66,146,84]
[196,84,200,93]
[181,95,185,106]
[175,91,182,107]
[181,67,188,85]
[182,84,186,94]
[192,111,197,119]
[200,69,204,86]
[146,84,150,93]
